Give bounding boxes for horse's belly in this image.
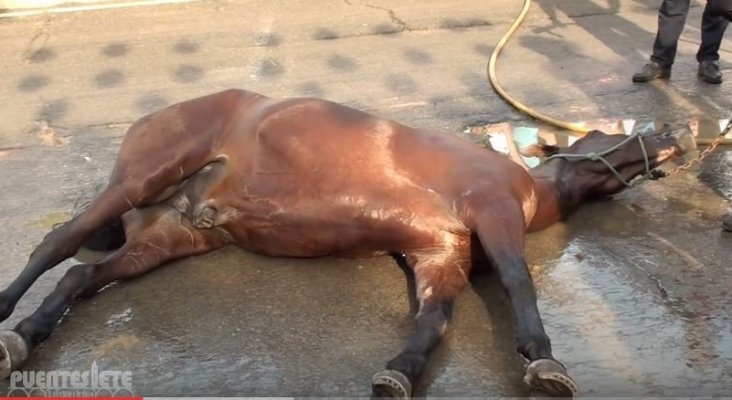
[221,216,390,258]
[217,202,447,258]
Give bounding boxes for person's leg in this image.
[651,0,692,67]
[707,0,732,21]
[696,1,728,83]
[697,4,728,62]
[634,0,691,82]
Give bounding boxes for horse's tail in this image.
[78,217,126,252]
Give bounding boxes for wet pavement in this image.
[1,0,732,397]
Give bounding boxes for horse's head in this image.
[524,125,696,199]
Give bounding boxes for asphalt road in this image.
[0,0,731,396]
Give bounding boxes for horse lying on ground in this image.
[0,89,695,398]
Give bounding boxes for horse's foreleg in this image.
[372,251,469,398]
[474,210,578,397]
[0,205,227,379]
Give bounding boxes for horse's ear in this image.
[519,143,560,158]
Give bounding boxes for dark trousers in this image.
[651,0,729,67]
[707,0,732,21]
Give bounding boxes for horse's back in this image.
[200,96,474,256]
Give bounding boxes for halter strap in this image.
[544,132,655,187]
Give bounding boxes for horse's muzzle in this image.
[670,126,697,156]
[663,127,696,156]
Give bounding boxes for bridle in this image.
[544,120,732,188]
[537,119,732,188]
[544,131,661,188]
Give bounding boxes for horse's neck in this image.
[527,168,582,233]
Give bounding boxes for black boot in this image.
[632,61,671,82]
[698,60,723,84]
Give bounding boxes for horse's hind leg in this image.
[372,249,470,398]
[0,128,212,323]
[0,205,227,378]
[0,185,131,323]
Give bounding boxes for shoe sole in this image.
[633,75,670,83]
[699,75,723,84]
[632,71,671,83]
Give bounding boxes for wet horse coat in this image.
[0,89,695,397]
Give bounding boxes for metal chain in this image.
[659,120,732,178]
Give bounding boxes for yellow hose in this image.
[487,0,589,136]
[488,0,731,145]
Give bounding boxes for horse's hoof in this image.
[524,359,579,398]
[371,369,412,399]
[0,331,29,380]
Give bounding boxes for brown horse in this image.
[0,89,695,398]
